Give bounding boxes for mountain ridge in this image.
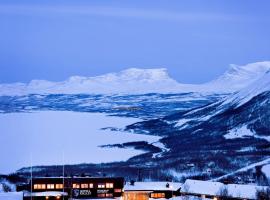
[1,61,270,95]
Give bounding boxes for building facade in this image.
[18,177,124,200]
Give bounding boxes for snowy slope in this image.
[1,61,270,95]
[221,69,270,107]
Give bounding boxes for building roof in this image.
[182,179,269,199]
[124,181,182,192]
[182,179,223,196]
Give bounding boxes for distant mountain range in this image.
[1,61,270,95]
[1,61,270,184]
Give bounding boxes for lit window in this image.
[97,193,106,198]
[151,193,165,198]
[47,184,55,189]
[106,183,114,188]
[72,183,80,189]
[89,183,94,188]
[34,184,46,190]
[106,193,113,197]
[56,184,63,189]
[114,189,122,193]
[81,184,88,189]
[98,183,105,188]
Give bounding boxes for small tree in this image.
[2,183,12,192]
[218,186,229,198]
[256,188,270,200]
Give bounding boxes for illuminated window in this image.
[72,183,80,189]
[89,183,94,188]
[114,188,122,193]
[151,193,165,198]
[98,183,105,188]
[56,184,63,189]
[34,184,46,190]
[106,183,114,188]
[81,184,88,189]
[47,184,55,189]
[106,193,113,197]
[97,193,106,198]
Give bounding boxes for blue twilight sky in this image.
[0,0,270,84]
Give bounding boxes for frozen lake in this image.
[0,111,160,174]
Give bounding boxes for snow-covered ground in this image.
[0,192,23,200]
[0,111,161,174]
[262,164,270,179]
[224,125,270,142]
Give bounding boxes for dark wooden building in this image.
[18,176,124,199]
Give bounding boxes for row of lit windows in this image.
[150,193,166,198]
[73,183,113,189]
[97,193,113,198]
[34,184,63,190]
[34,183,114,190]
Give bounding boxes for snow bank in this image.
[0,192,23,200]
[262,164,270,179]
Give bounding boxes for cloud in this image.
[0,4,235,22]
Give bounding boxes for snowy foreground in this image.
[0,193,204,200]
[0,111,160,174]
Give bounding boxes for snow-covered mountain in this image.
[1,61,270,96]
[124,66,270,181]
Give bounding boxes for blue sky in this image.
[0,0,270,84]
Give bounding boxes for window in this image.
[98,183,105,188]
[56,184,63,189]
[81,184,88,189]
[47,184,55,189]
[114,188,122,193]
[97,193,106,198]
[34,184,46,190]
[151,193,165,198]
[72,183,80,189]
[106,183,114,188]
[89,183,94,188]
[106,193,113,197]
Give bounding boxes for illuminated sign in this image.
[73,189,92,197]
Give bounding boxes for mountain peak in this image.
[1,62,270,95]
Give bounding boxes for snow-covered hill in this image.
[1,61,270,95]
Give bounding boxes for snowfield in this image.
[0,111,161,174]
[262,164,270,179]
[224,125,270,142]
[0,192,23,200]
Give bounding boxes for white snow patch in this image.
[175,119,190,127]
[0,192,23,200]
[262,164,270,179]
[0,111,160,174]
[224,125,254,139]
[224,125,270,142]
